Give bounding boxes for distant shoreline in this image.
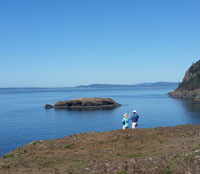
[0,82,179,89]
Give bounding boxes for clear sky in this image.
[0,0,200,87]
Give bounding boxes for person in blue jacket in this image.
[130,110,139,129]
[122,113,130,129]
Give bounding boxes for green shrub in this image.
[31,141,36,146]
[119,170,126,174]
[165,168,172,174]
[116,153,143,158]
[68,170,73,174]
[65,144,72,149]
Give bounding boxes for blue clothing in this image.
[131,113,139,122]
[122,117,130,128]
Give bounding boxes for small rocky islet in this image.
[45,97,121,110]
[169,60,200,102]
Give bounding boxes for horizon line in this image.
[0,81,180,89]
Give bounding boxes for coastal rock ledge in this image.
[169,60,200,102]
[45,97,121,110]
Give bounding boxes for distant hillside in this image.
[169,60,200,102]
[76,82,179,89]
[0,82,180,90]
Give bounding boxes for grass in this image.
[65,144,73,149]
[31,141,36,146]
[80,147,85,150]
[67,160,87,170]
[4,153,14,158]
[39,159,53,168]
[71,159,86,166]
[119,170,127,174]
[192,144,200,151]
[68,169,73,174]
[184,153,195,161]
[124,134,131,140]
[151,135,157,140]
[111,139,117,143]
[165,168,172,174]
[169,158,178,167]
[116,153,143,158]
[152,150,158,154]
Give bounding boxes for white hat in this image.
[124,113,128,117]
[133,110,137,113]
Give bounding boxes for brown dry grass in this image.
[1,124,200,174]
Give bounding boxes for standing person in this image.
[131,110,139,129]
[122,113,130,129]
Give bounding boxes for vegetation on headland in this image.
[169,60,200,101]
[0,124,200,174]
[178,60,200,90]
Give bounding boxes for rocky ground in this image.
[1,124,200,174]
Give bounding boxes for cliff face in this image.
[169,60,200,101]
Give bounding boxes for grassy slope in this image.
[0,124,200,174]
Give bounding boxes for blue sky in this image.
[0,0,199,87]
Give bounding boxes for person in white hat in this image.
[130,110,139,129]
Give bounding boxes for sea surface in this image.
[1,87,200,157]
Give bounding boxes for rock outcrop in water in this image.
[45,97,121,110]
[169,60,200,102]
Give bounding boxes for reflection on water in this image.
[185,100,200,113]
[167,97,200,124]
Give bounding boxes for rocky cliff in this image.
[169,60,200,102]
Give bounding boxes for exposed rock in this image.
[45,104,54,109]
[46,97,121,110]
[169,60,200,101]
[194,95,200,102]
[169,89,200,99]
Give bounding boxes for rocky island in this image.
[0,124,200,174]
[169,60,200,102]
[45,97,121,110]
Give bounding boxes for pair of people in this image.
[122,110,139,129]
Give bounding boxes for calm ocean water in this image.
[1,87,200,157]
